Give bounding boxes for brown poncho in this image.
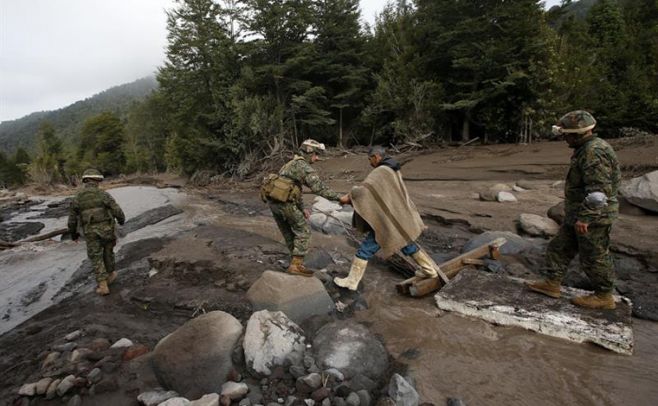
[350,165,425,258]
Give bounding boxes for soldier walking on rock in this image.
[527,111,621,309]
[68,169,125,296]
[264,139,342,277]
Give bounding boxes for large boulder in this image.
[517,213,559,238]
[244,310,306,376]
[313,321,389,381]
[310,197,354,235]
[620,171,658,213]
[388,374,419,406]
[246,271,335,324]
[152,311,243,399]
[462,231,539,256]
[479,184,511,201]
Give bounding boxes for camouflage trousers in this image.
[269,201,310,257]
[543,223,614,293]
[85,233,117,283]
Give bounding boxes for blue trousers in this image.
[356,231,418,260]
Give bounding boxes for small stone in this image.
[303,355,316,369]
[46,379,61,399]
[68,394,82,406]
[221,381,249,400]
[324,368,344,382]
[189,393,220,406]
[88,338,111,351]
[345,392,361,406]
[65,330,83,341]
[335,384,351,398]
[160,398,191,406]
[311,387,330,401]
[56,375,76,396]
[447,399,466,406]
[289,365,306,378]
[388,374,419,406]
[356,390,371,406]
[54,342,78,352]
[300,373,322,390]
[137,389,180,406]
[87,367,102,383]
[42,351,61,369]
[123,344,150,361]
[70,348,93,363]
[110,338,134,348]
[350,375,376,392]
[93,377,119,394]
[496,191,517,203]
[321,399,331,406]
[35,377,53,395]
[304,400,315,406]
[220,395,232,406]
[334,398,347,406]
[18,382,37,396]
[238,398,252,406]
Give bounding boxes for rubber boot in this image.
[526,278,561,298]
[107,271,118,285]
[572,291,616,310]
[96,280,110,296]
[287,256,314,277]
[411,250,439,278]
[334,257,368,291]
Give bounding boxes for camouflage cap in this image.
[299,139,326,154]
[82,168,104,181]
[552,110,596,135]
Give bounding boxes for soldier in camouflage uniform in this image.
[68,169,125,296]
[267,139,342,277]
[528,111,621,310]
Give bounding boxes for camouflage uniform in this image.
[268,154,341,256]
[68,183,125,283]
[544,136,621,293]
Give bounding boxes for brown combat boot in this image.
[526,278,561,298]
[107,271,118,285]
[96,280,110,296]
[572,292,616,310]
[287,256,314,277]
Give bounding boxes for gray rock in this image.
[356,390,371,406]
[496,191,517,203]
[462,231,537,256]
[345,392,361,406]
[334,398,347,406]
[65,330,82,341]
[239,398,252,406]
[620,170,658,213]
[516,180,538,190]
[159,398,191,406]
[152,311,243,399]
[313,321,388,380]
[45,378,61,399]
[18,382,37,396]
[189,393,220,406]
[388,374,419,406]
[87,367,102,383]
[139,390,182,406]
[479,184,511,201]
[324,368,344,382]
[309,213,328,233]
[221,381,249,400]
[289,365,306,378]
[299,373,322,390]
[244,310,306,376]
[246,271,335,324]
[119,204,184,236]
[56,375,76,397]
[349,374,376,392]
[70,348,93,363]
[54,342,77,352]
[321,399,331,406]
[110,337,134,348]
[68,395,82,406]
[547,201,565,225]
[517,213,559,238]
[41,351,61,369]
[447,399,466,406]
[312,197,342,213]
[35,377,53,395]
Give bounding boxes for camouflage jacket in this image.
[564,137,621,225]
[68,183,126,239]
[278,155,341,207]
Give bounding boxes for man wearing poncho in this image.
[334,146,440,290]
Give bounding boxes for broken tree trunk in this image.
[19,227,68,243]
[396,237,507,297]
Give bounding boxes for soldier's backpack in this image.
[260,174,296,203]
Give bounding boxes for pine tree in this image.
[79,112,126,176]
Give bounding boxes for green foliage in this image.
[79,112,127,176]
[30,123,65,184]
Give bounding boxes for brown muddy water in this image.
[356,266,658,406]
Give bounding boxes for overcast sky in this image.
[0,0,562,123]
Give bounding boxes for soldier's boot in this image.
[107,271,118,285]
[411,250,439,279]
[96,281,110,296]
[572,291,616,310]
[526,278,561,298]
[334,257,368,291]
[287,256,314,277]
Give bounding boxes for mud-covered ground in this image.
[1,137,657,405]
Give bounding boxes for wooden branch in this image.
[19,227,68,243]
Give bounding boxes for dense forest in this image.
[1,0,657,187]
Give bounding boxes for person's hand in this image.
[304,209,311,220]
[575,220,589,235]
[339,194,351,206]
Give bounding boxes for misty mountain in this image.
[0,76,158,153]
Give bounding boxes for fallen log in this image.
[396,237,507,297]
[19,227,68,243]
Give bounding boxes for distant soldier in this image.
[528,111,621,309]
[68,169,125,296]
[264,139,342,277]
[334,145,439,291]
